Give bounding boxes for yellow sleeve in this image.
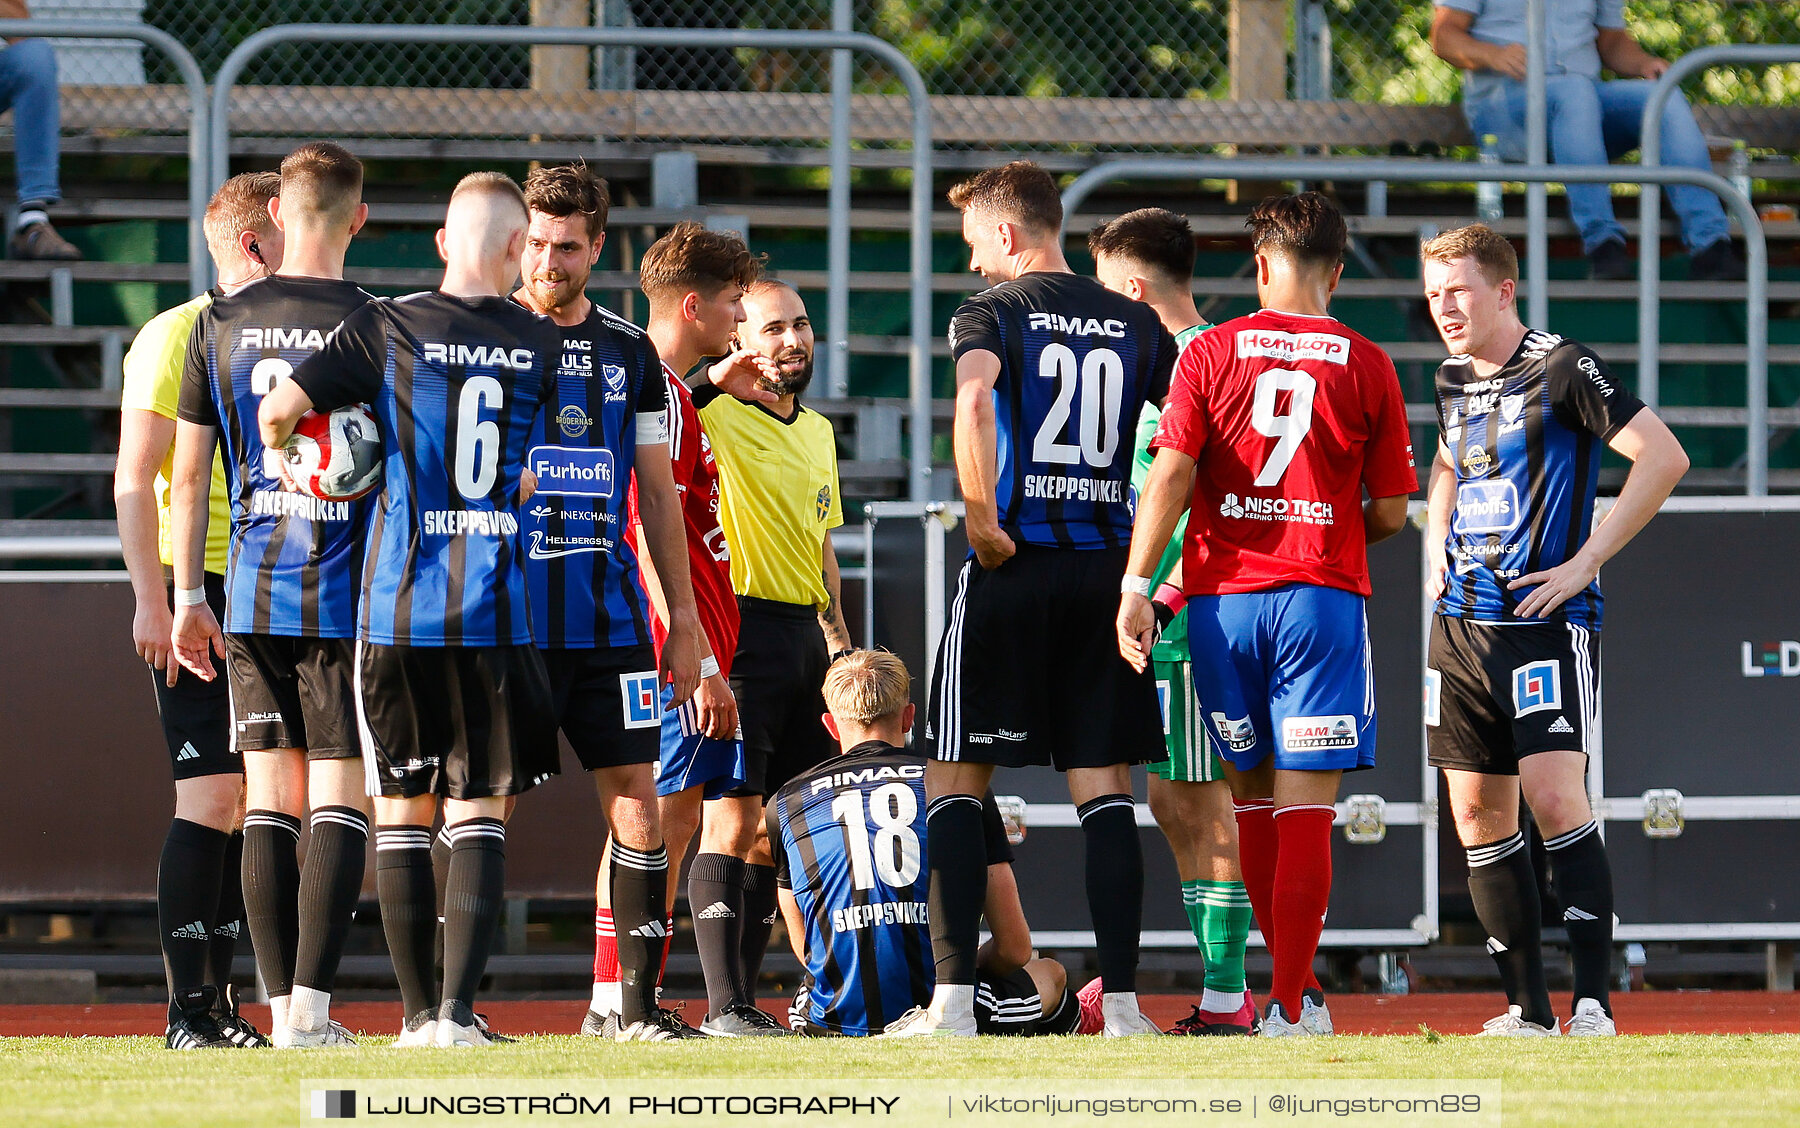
[821,415,844,531]
[120,295,206,418]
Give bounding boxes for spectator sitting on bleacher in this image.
[1431,0,1744,283]
[0,0,78,260]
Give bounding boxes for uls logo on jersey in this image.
[1512,661,1562,717]
[1282,715,1357,751]
[602,364,628,402]
[816,485,832,521]
[557,404,593,438]
[1453,479,1519,535]
[1210,712,1257,753]
[620,672,661,729]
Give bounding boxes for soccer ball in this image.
[281,404,382,502]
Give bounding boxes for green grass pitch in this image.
[4,1034,1799,1127]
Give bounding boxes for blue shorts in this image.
[654,681,748,799]
[1186,583,1376,773]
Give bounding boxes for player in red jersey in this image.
[1119,193,1417,1037]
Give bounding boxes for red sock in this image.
[594,907,619,985]
[1233,799,1278,957]
[1270,805,1335,1018]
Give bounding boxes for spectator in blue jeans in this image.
[1,0,79,260]
[1432,0,1743,282]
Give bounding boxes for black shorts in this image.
[355,641,559,800]
[543,644,662,772]
[924,545,1162,771]
[154,573,239,781]
[1426,614,1601,776]
[975,967,1047,1035]
[725,597,834,798]
[223,633,361,758]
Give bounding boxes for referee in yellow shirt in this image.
[114,172,280,1049]
[689,278,852,1035]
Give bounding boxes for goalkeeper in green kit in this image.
[1091,208,1258,1034]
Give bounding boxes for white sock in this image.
[1102,991,1140,1014]
[15,208,48,230]
[287,984,330,1031]
[590,982,622,1014]
[928,983,975,1022]
[1201,988,1242,1012]
[269,994,290,1031]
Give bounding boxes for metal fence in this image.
[17,0,1784,149]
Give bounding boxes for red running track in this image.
[3,992,1798,1037]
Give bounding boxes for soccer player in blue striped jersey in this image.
[911,161,1174,1038]
[170,143,375,1048]
[771,650,1079,1037]
[512,163,705,1042]
[1420,225,1688,1037]
[262,172,564,1048]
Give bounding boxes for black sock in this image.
[689,852,747,1015]
[1078,794,1143,994]
[926,794,987,987]
[431,823,452,970]
[293,806,369,995]
[376,826,440,1021]
[242,810,302,1001]
[158,819,228,1022]
[1467,831,1554,1027]
[1545,820,1614,1015]
[609,839,670,1023]
[440,818,507,1012]
[208,830,245,995]
[739,862,778,997]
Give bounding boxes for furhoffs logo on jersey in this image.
[620,672,661,729]
[1236,329,1350,366]
[529,445,615,498]
[1453,479,1519,535]
[1512,661,1562,717]
[422,342,536,369]
[556,404,593,438]
[602,363,628,401]
[1282,715,1357,751]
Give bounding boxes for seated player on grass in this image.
[769,650,1080,1037]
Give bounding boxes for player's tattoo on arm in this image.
[818,569,853,653]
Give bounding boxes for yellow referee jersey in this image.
[699,396,842,607]
[120,292,232,575]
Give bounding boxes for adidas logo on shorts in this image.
[1547,716,1574,734]
[696,902,736,920]
[762,910,779,925]
[175,742,200,762]
[629,920,669,938]
[170,920,208,940]
[1563,906,1599,922]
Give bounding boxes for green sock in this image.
[1181,879,1206,951]
[1195,879,1252,998]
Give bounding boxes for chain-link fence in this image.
[26,0,1800,148]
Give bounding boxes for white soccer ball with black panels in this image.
[282,404,383,502]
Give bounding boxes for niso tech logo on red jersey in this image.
[1219,492,1335,525]
[1234,329,1350,366]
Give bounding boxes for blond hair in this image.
[202,171,279,261]
[822,650,911,726]
[1420,223,1519,284]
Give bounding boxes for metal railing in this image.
[0,20,209,295]
[1062,156,1770,496]
[207,23,937,501]
[1638,44,1800,416]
